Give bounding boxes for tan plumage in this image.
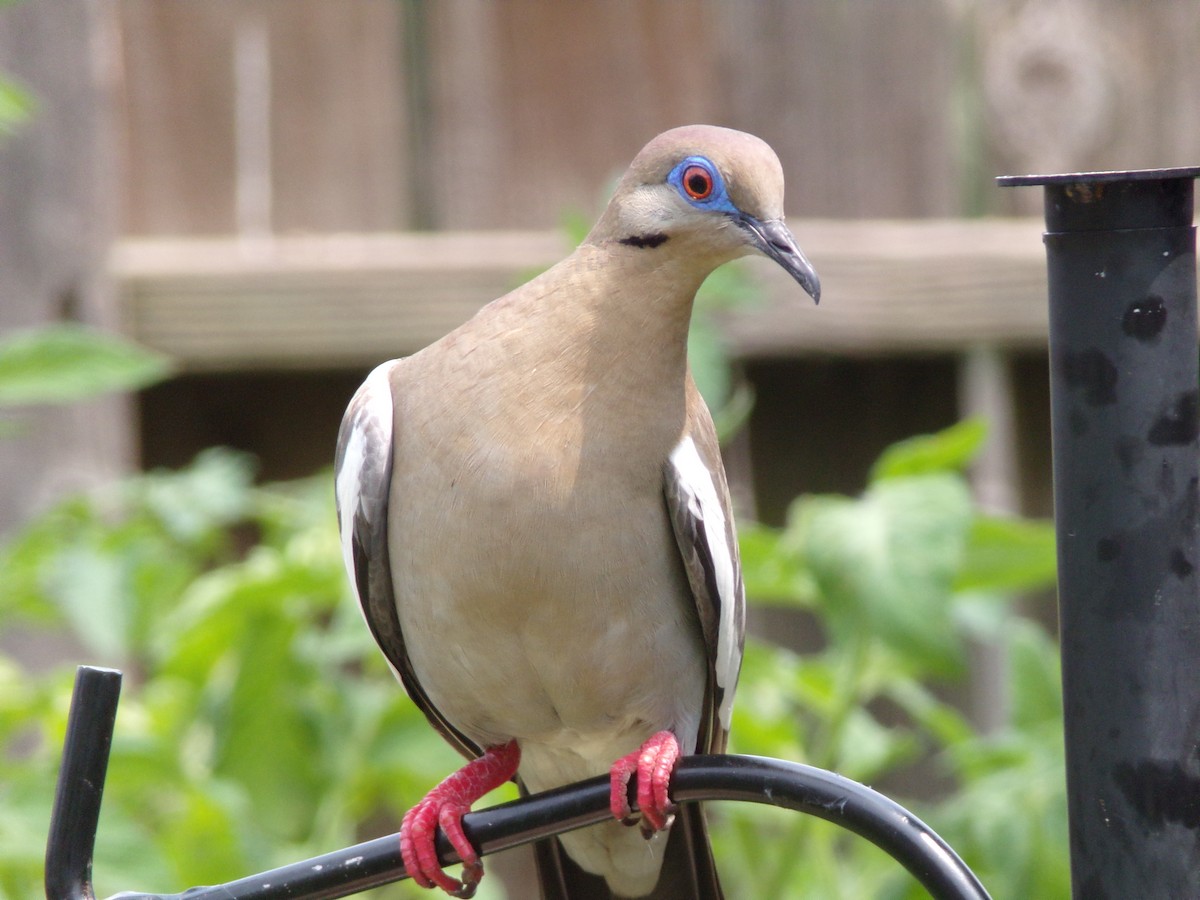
[335,125,819,899]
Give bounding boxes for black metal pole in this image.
[46,665,123,900]
[999,167,1200,897]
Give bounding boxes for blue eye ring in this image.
[668,156,738,214]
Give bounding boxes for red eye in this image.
[682,164,714,200]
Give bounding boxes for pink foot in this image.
[609,730,680,836]
[400,740,520,897]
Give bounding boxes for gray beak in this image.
[737,214,821,304]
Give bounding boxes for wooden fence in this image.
[110,0,1200,374]
[116,0,1200,237]
[6,0,1200,522]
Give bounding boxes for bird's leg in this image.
[609,729,680,837]
[400,739,520,898]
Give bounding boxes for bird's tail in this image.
[533,802,723,900]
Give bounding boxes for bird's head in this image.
[588,124,820,304]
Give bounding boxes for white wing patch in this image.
[667,435,742,732]
[335,362,395,619]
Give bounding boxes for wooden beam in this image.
[113,232,568,370]
[736,219,1050,357]
[112,220,1051,372]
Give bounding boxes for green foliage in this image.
[715,420,1066,898]
[958,515,1058,595]
[0,0,33,137]
[0,451,509,899]
[0,324,173,410]
[870,417,986,480]
[0,420,1063,899]
[691,262,762,440]
[0,77,31,136]
[934,622,1071,899]
[799,471,974,676]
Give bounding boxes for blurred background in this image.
[5,0,1200,529]
[2,0,1200,897]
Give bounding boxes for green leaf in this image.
[558,207,592,246]
[957,515,1057,593]
[44,544,131,660]
[690,260,763,437]
[711,380,755,443]
[835,706,920,782]
[870,418,987,482]
[687,313,732,412]
[214,608,321,841]
[132,448,257,544]
[1007,619,1063,729]
[738,522,817,606]
[938,722,1068,899]
[0,77,33,135]
[0,325,172,408]
[697,259,762,313]
[727,640,808,761]
[884,677,974,747]
[0,495,92,623]
[795,473,974,674]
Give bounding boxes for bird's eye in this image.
[682,164,714,201]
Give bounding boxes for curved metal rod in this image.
[48,666,991,900]
[105,758,989,900]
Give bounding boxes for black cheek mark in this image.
[619,232,669,249]
[1062,347,1118,406]
[1123,295,1167,342]
[1148,391,1200,446]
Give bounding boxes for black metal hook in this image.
[46,665,990,900]
[45,665,122,900]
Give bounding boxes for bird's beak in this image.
[737,214,821,305]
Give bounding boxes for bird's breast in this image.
[387,404,704,752]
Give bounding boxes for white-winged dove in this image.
[335,125,819,900]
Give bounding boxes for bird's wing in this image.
[662,414,747,755]
[334,362,482,761]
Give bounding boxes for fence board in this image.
[424,0,721,229]
[118,0,409,236]
[715,1,963,218]
[114,0,1200,233]
[266,0,408,232]
[112,220,1051,372]
[118,0,239,234]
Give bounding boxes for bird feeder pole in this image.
[999,167,1200,897]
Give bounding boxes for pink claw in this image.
[608,730,680,836]
[399,740,520,897]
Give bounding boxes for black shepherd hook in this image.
[45,666,122,900]
[46,665,990,900]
